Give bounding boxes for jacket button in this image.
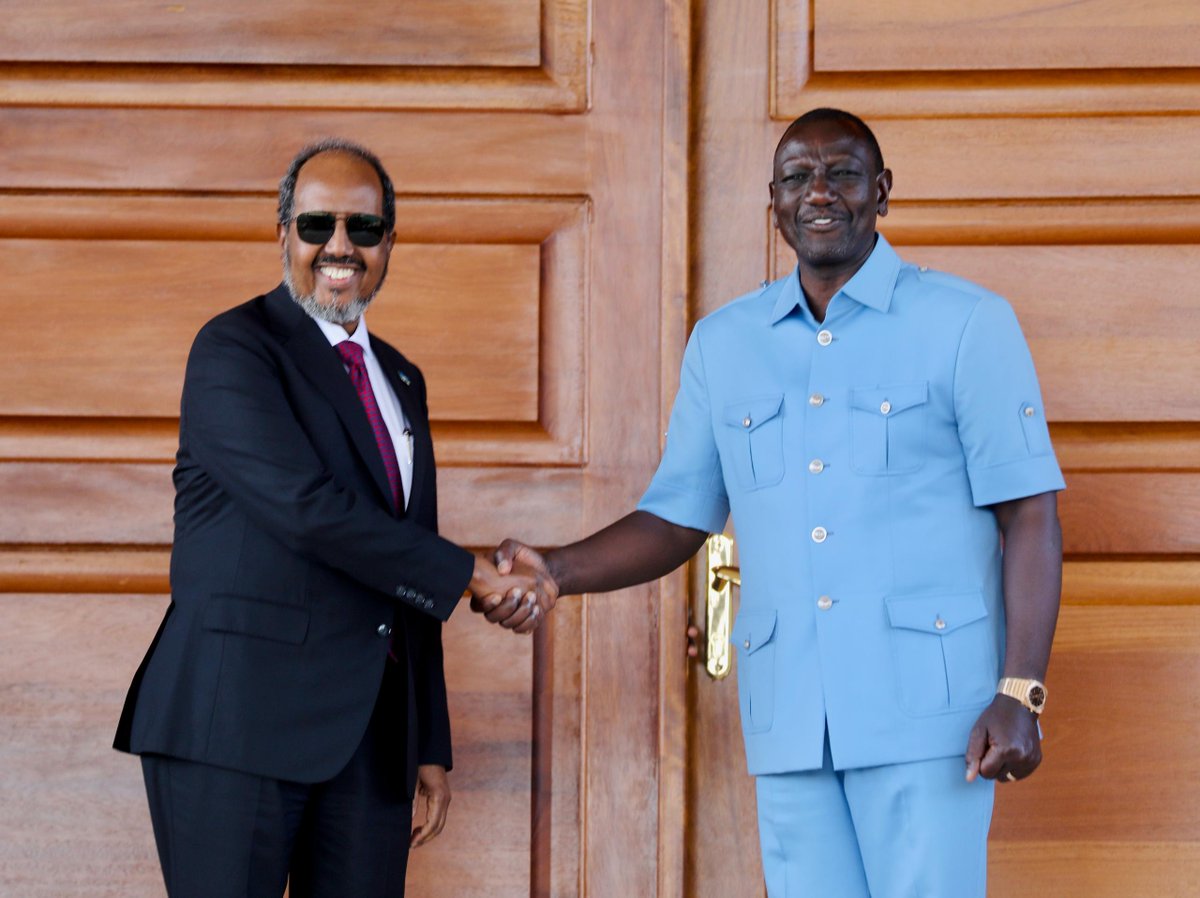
[377,624,391,637]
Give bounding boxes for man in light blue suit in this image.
[482,109,1064,897]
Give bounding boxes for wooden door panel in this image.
[691,1,1199,896]
[0,0,679,895]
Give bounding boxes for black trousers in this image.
[142,661,412,898]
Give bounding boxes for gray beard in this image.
[283,247,386,325]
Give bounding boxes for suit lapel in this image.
[264,286,396,512]
[371,335,430,519]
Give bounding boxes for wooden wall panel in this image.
[813,0,1200,71]
[0,594,166,898]
[771,240,1200,422]
[0,194,589,464]
[0,239,539,420]
[0,110,589,194]
[692,1,1200,895]
[773,1,1200,117]
[0,0,588,111]
[0,592,546,898]
[1,0,541,67]
[0,0,681,896]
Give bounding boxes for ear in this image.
[277,221,288,248]
[876,168,893,218]
[768,180,779,227]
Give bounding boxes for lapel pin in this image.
[396,371,412,387]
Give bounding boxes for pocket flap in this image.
[723,394,784,433]
[730,609,778,654]
[885,591,987,636]
[202,594,310,645]
[851,381,928,416]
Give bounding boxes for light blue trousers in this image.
[756,734,995,898]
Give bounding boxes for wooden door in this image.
[685,1,1200,896]
[0,2,692,895]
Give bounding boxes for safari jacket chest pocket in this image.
[722,394,785,490]
[850,381,928,475]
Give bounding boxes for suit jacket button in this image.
[377,624,390,637]
[394,586,404,597]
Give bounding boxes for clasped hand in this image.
[466,540,559,635]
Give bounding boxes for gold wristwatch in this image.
[996,677,1047,715]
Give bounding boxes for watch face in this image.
[1029,685,1046,708]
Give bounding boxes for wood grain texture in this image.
[0,463,586,550]
[698,0,1199,894]
[990,841,1200,898]
[900,245,1200,423]
[773,1,1200,117]
[0,592,541,898]
[0,594,166,898]
[0,0,588,111]
[771,242,1200,422]
[991,605,1200,842]
[1059,473,1200,555]
[0,0,541,67]
[0,240,538,420]
[813,0,1200,72]
[0,109,588,194]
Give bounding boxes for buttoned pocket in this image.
[884,591,996,716]
[850,381,928,475]
[203,594,310,645]
[722,394,785,490]
[731,610,778,733]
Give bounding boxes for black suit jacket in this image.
[115,285,474,792]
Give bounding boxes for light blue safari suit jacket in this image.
[639,235,1065,775]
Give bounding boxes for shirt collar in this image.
[769,233,902,325]
[311,313,372,353]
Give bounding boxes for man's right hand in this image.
[467,553,557,635]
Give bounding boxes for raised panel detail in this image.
[0,195,589,465]
[0,0,588,111]
[773,0,1200,117]
[894,245,1200,423]
[991,605,1200,841]
[0,0,541,67]
[813,0,1200,72]
[1059,473,1200,555]
[0,592,542,898]
[0,463,585,551]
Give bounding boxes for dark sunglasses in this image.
[292,212,388,247]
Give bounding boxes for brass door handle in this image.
[702,534,740,679]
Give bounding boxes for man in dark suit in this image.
[114,140,551,898]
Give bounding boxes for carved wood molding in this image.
[0,0,589,112]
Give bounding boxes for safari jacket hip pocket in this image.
[850,381,928,475]
[722,394,785,490]
[731,609,778,733]
[884,591,997,717]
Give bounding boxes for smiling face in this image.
[277,150,395,327]
[770,117,892,283]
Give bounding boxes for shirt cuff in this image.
[968,454,1066,507]
[637,481,730,535]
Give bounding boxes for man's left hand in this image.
[964,695,1042,783]
[410,764,451,847]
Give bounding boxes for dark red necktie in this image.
[335,340,404,512]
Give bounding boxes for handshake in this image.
[465,539,560,635]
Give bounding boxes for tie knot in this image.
[336,340,365,368]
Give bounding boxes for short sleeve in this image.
[954,295,1066,507]
[637,327,731,533]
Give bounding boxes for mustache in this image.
[313,255,364,269]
